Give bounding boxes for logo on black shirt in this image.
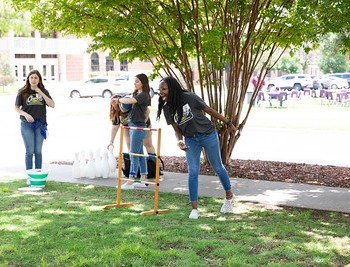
[175,104,193,125]
[26,93,43,106]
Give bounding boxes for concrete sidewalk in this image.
[1,163,349,214]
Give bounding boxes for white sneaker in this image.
[134,182,147,188]
[220,197,235,213]
[121,182,134,190]
[189,209,200,219]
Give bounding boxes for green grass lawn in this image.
[1,180,349,266]
[246,96,350,132]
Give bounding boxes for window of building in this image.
[106,55,114,71]
[91,53,100,71]
[41,54,58,58]
[120,59,128,71]
[14,32,32,37]
[51,65,55,76]
[40,31,58,38]
[23,66,26,78]
[15,54,35,58]
[29,65,33,71]
[43,65,47,78]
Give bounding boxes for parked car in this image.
[319,75,349,89]
[69,76,133,98]
[327,72,350,87]
[115,72,157,98]
[266,74,313,91]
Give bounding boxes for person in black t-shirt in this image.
[156,76,236,219]
[108,95,155,154]
[110,73,152,189]
[15,70,55,171]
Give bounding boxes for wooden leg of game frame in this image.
[140,209,169,216]
[104,126,134,210]
[140,128,169,216]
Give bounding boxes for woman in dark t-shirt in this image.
[110,73,152,189]
[156,76,236,220]
[14,70,55,171]
[108,95,155,153]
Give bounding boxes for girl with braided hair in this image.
[157,76,236,219]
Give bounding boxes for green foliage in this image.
[276,54,302,74]
[0,180,349,266]
[315,0,350,53]
[0,0,33,37]
[0,54,15,86]
[319,33,349,73]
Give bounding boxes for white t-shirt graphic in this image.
[163,92,214,137]
[175,103,193,125]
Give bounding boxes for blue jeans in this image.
[128,121,147,178]
[185,130,231,202]
[20,120,44,170]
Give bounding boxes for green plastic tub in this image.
[27,171,48,188]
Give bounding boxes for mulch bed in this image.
[52,156,350,188]
[162,156,350,188]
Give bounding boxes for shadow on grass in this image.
[0,180,349,266]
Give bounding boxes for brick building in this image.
[0,30,154,82]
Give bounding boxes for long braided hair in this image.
[156,76,187,124]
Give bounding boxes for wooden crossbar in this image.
[128,152,149,157]
[119,178,160,185]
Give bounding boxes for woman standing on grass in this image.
[111,73,151,189]
[15,70,55,171]
[156,76,236,219]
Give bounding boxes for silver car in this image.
[319,75,349,89]
[69,76,133,98]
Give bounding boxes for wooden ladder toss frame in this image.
[104,125,169,216]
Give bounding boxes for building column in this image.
[59,52,67,82]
